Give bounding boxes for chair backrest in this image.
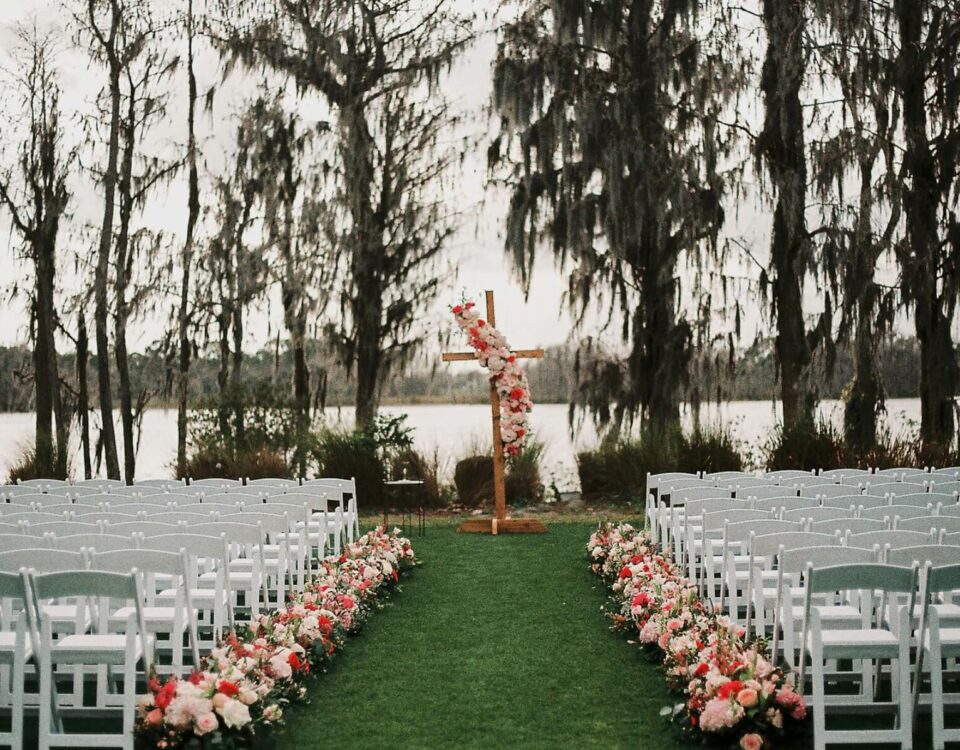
[134,479,185,490]
[678,487,733,503]
[820,494,875,509]
[218,488,263,498]
[724,518,801,547]
[0,484,41,498]
[190,478,242,488]
[266,492,327,513]
[52,533,135,553]
[106,521,179,536]
[0,534,48,552]
[890,492,945,508]
[938,503,960,517]
[228,511,291,535]
[799,483,857,499]
[845,529,935,551]
[142,533,228,560]
[764,470,816,481]
[2,511,64,524]
[751,531,840,558]
[780,544,877,575]
[0,522,22,534]
[805,561,917,596]
[932,467,960,478]
[862,504,935,522]
[866,481,927,496]
[737,485,797,500]
[923,562,960,597]
[658,478,715,497]
[889,546,960,567]
[91,512,144,523]
[723,477,779,491]
[73,493,115,507]
[163,493,203,506]
[245,478,298,487]
[26,521,100,537]
[810,517,888,535]
[702,508,772,532]
[146,512,213,525]
[928,480,960,496]
[792,477,839,489]
[945,532,960,546]
[898,516,960,534]
[754,496,818,514]
[684,498,743,519]
[91,548,184,577]
[0,548,87,573]
[189,521,261,545]
[18,478,68,489]
[783,506,855,523]
[193,503,243,516]
[29,568,138,601]
[6,493,56,507]
[820,468,870,480]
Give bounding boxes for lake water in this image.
[0,399,923,489]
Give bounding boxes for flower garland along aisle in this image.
[137,527,417,748]
[587,523,808,750]
[451,300,533,456]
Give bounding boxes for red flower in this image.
[630,554,643,565]
[155,680,177,710]
[188,671,204,686]
[694,663,710,677]
[509,387,525,400]
[477,319,486,327]
[717,680,744,700]
[631,592,650,608]
[452,305,463,314]
[288,652,302,671]
[619,566,632,579]
[217,680,239,697]
[465,301,475,309]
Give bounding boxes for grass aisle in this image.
[272,522,697,749]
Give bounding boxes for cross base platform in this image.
[457,518,548,534]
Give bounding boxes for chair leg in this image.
[122,657,136,750]
[11,654,24,750]
[931,646,945,750]
[812,646,827,750]
[38,654,51,750]
[899,641,913,750]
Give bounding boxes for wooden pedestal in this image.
[457,518,548,534]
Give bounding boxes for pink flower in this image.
[775,687,807,720]
[145,708,163,726]
[194,712,219,736]
[737,688,759,708]
[740,733,764,750]
[699,698,745,732]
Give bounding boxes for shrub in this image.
[181,446,291,481]
[764,419,846,472]
[6,442,71,483]
[577,424,743,503]
[391,448,444,508]
[452,440,545,508]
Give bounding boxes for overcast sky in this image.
[0,1,918,369]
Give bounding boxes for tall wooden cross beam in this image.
[442,290,548,535]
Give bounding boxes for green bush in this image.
[391,448,444,508]
[453,440,545,508]
[182,446,291,481]
[577,424,743,503]
[764,419,846,472]
[6,443,71,484]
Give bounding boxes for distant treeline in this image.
[0,336,939,413]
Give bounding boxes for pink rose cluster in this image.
[587,523,807,749]
[137,527,417,748]
[451,300,534,456]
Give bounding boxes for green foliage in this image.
[6,442,70,483]
[312,414,438,509]
[577,426,743,504]
[452,440,545,508]
[764,420,847,472]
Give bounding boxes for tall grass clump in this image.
[577,424,743,503]
[452,439,545,507]
[6,442,71,483]
[764,419,846,472]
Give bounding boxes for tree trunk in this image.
[114,92,137,483]
[93,30,122,479]
[33,243,57,476]
[342,99,382,430]
[895,0,958,446]
[77,312,92,479]
[759,0,816,429]
[230,281,245,451]
[177,0,199,478]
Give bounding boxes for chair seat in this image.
[809,628,900,658]
[111,606,189,631]
[157,588,226,606]
[50,634,151,665]
[791,604,862,624]
[0,632,30,663]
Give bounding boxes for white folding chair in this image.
[765,469,817,481]
[189,478,241,489]
[844,529,937,561]
[821,469,871,481]
[866,481,927,497]
[821,494,880,509]
[91,549,199,678]
[800,562,918,750]
[0,485,41,499]
[736,485,796,500]
[0,571,30,750]
[52,534,136,553]
[681,496,744,575]
[246,477,298,488]
[6,494,57,508]
[27,521,101,538]
[899,516,960,535]
[754,495,818,515]
[188,522,267,620]
[144,534,234,646]
[103,521,178,537]
[17,479,68,491]
[783,506,856,524]
[24,569,151,750]
[772,544,877,672]
[799,483,857,499]
[132,479,184,491]
[698,508,773,600]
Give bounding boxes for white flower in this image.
[218,698,251,729]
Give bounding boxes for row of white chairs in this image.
[4,476,356,494]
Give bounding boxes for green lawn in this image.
[272,522,698,750]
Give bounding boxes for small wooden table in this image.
[383,479,426,536]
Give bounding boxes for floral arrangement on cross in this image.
[450,298,534,457]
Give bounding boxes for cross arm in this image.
[442,349,545,362]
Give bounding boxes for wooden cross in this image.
[442,290,548,535]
